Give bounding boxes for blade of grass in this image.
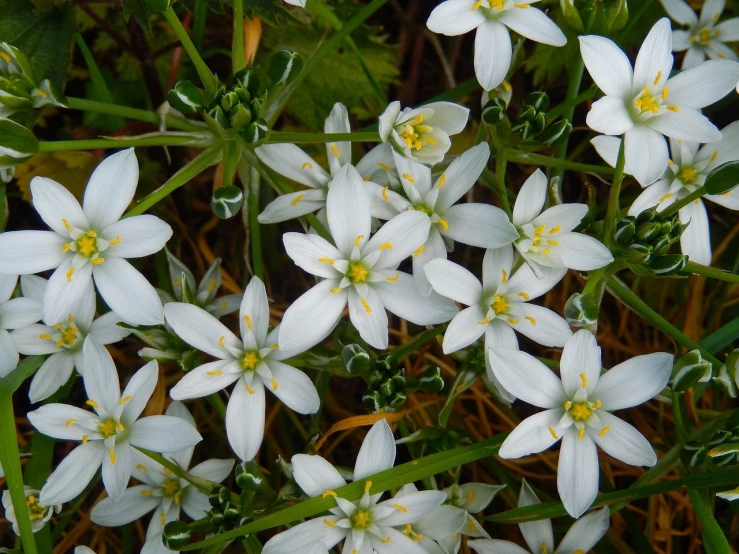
[75,34,126,129]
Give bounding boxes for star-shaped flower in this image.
[0,274,43,377]
[2,486,61,535]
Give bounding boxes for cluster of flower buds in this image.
[482,91,571,147]
[684,410,739,469]
[559,0,629,35]
[207,486,246,534]
[235,460,275,511]
[615,207,687,276]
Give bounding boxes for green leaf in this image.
[0,0,76,91]
[705,160,739,195]
[701,316,739,355]
[121,0,153,32]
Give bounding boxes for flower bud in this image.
[647,254,687,276]
[635,207,657,224]
[559,0,585,32]
[378,377,396,397]
[481,97,506,124]
[511,120,533,141]
[368,370,385,389]
[387,390,407,408]
[525,91,549,112]
[362,389,385,412]
[205,105,230,130]
[634,221,661,242]
[31,79,66,109]
[235,461,264,490]
[0,43,34,80]
[0,118,38,166]
[234,67,260,95]
[531,112,547,135]
[375,353,398,372]
[0,76,33,111]
[234,86,251,104]
[540,119,571,147]
[615,216,636,246]
[168,81,204,114]
[518,104,537,123]
[228,102,253,131]
[342,344,370,374]
[650,236,671,257]
[390,368,406,389]
[163,521,192,548]
[220,91,240,113]
[269,50,304,86]
[418,366,444,393]
[564,292,599,327]
[211,185,244,219]
[714,350,739,398]
[242,119,268,144]
[673,349,712,392]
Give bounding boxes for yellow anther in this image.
[654,71,662,85]
[466,491,475,502]
[542,248,551,255]
[119,396,132,405]
[354,234,364,247]
[66,267,75,282]
[379,242,393,250]
[207,370,222,376]
[174,492,180,504]
[550,225,561,233]
[578,428,585,440]
[380,186,389,201]
[507,317,518,324]
[392,503,408,513]
[270,344,279,349]
[411,114,424,125]
[109,449,117,465]
[666,105,679,112]
[291,193,305,206]
[318,257,335,265]
[472,0,482,9]
[598,426,611,437]
[541,542,548,554]
[413,244,425,257]
[160,512,166,526]
[547,239,559,246]
[525,316,537,325]
[330,144,340,158]
[218,336,225,347]
[659,193,675,203]
[402,173,415,182]
[62,218,73,232]
[271,379,278,391]
[62,243,71,253]
[437,217,448,231]
[437,173,446,188]
[679,167,698,183]
[722,190,732,196]
[322,490,337,498]
[478,316,492,324]
[330,287,342,294]
[361,298,372,313]
[244,315,252,329]
[65,419,77,428]
[302,162,313,169]
[163,467,173,475]
[518,292,530,300]
[39,333,53,340]
[514,2,530,6]
[136,464,148,472]
[661,87,669,99]
[501,269,508,283]
[592,400,601,409]
[140,490,152,496]
[246,384,255,394]
[86,399,99,408]
[426,137,438,145]
[109,236,121,245]
[709,150,718,162]
[491,295,507,314]
[0,52,10,62]
[385,273,399,282]
[548,426,559,439]
[116,423,124,431]
[579,373,587,388]
[364,480,373,492]
[55,340,63,348]
[220,299,227,311]
[378,162,391,171]
[502,81,511,92]
[381,537,392,544]
[86,230,97,238]
[91,258,104,265]
[207,279,216,292]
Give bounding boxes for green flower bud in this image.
[210,510,225,526]
[342,344,370,374]
[234,68,260,95]
[626,242,652,263]
[673,349,711,392]
[708,442,739,459]
[269,50,304,86]
[217,487,231,505]
[220,91,240,113]
[481,97,506,124]
[242,119,268,144]
[705,160,739,195]
[387,390,407,408]
[635,221,661,242]
[635,207,657,224]
[511,120,533,141]
[564,292,599,327]
[228,102,253,132]
[235,461,264,490]
[559,0,585,32]
[32,79,66,108]
[211,185,244,219]
[650,236,671,257]
[390,368,406,389]
[368,370,385,389]
[518,104,537,123]
[607,0,629,33]
[714,350,738,398]
[684,442,707,467]
[378,377,396,397]
[525,91,549,112]
[224,504,241,520]
[418,366,444,393]
[615,217,636,247]
[0,118,38,166]
[168,81,204,114]
[539,119,571,147]
[162,521,191,548]
[531,112,547,135]
[0,76,33,111]
[375,354,398,372]
[647,254,687,276]
[234,87,251,104]
[208,489,221,507]
[363,389,385,412]
[250,97,264,120]
[206,105,230,130]
[669,220,684,239]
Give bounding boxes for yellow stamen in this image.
[659,193,675,203]
[402,173,415,182]
[324,519,337,526]
[542,542,548,554]
[364,480,373,492]
[318,257,335,265]
[65,419,77,428]
[466,491,475,502]
[580,373,587,388]
[501,269,508,283]
[385,273,399,282]
[109,236,121,245]
[514,2,530,6]
[472,0,482,9]
[244,315,252,329]
[381,537,392,543]
[525,316,537,325]
[322,490,337,498]
[160,512,166,526]
[39,333,53,340]
[413,244,425,257]
[218,336,225,347]
[62,243,71,253]
[0,52,11,62]
[91,258,104,265]
[246,384,255,394]
[507,317,518,324]
[118,396,132,405]
[378,162,391,171]
[109,449,117,464]
[437,217,448,231]
[136,464,148,472]
[141,490,152,496]
[270,344,279,349]
[598,426,611,437]
[330,287,342,294]
[478,316,492,324]
[392,503,408,513]
[379,242,393,250]
[592,400,601,409]
[382,186,389,201]
[518,292,530,300]
[271,379,278,391]
[578,428,585,441]
[354,234,364,247]
[66,267,75,282]
[220,299,227,311]
[302,162,313,169]
[548,426,559,439]
[330,144,340,158]
[174,492,180,504]
[62,219,73,232]
[361,298,372,313]
[291,193,305,206]
[547,239,559,246]
[437,173,446,188]
[543,248,551,255]
[667,105,679,112]
[86,399,99,408]
[207,370,223,376]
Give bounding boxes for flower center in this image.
[76,232,99,258]
[491,295,508,314]
[403,523,423,542]
[691,26,718,46]
[347,261,369,283]
[398,114,436,151]
[351,509,371,529]
[163,478,180,497]
[520,223,561,254]
[472,0,505,11]
[568,402,592,421]
[633,86,666,115]
[98,418,124,438]
[26,495,48,520]
[241,351,261,371]
[413,204,433,216]
[678,167,698,184]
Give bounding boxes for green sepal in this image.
[564,292,599,327]
[0,118,38,166]
[539,119,571,147]
[342,344,370,375]
[673,349,712,392]
[162,521,192,548]
[211,185,244,219]
[168,80,205,114]
[705,160,739,195]
[269,50,304,87]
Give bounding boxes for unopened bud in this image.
[220,91,240,113]
[362,389,385,412]
[235,68,260,95]
[481,97,506,124]
[615,217,636,247]
[269,51,304,86]
[673,349,712,392]
[418,366,444,393]
[647,254,687,276]
[211,185,244,219]
[0,118,38,166]
[342,344,370,374]
[564,292,599,328]
[242,119,268,143]
[235,461,264,490]
[375,354,398,372]
[168,81,204,114]
[525,91,549,112]
[540,119,571,147]
[163,521,191,548]
[228,102,253,131]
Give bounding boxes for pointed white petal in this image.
[259,189,327,224]
[94,257,163,325]
[353,418,396,480]
[165,302,241,359]
[424,258,482,306]
[414,505,467,540]
[498,6,566,46]
[170,359,240,400]
[262,517,346,554]
[0,297,42,329]
[518,480,554,554]
[443,306,488,354]
[165,400,196,468]
[482,245,514,292]
[348,286,389,350]
[706,189,739,211]
[665,60,739,108]
[498,409,564,459]
[697,120,739,170]
[28,352,75,403]
[283,232,343,279]
[20,275,47,301]
[427,0,485,35]
[30,177,88,236]
[43,259,94,325]
[554,232,614,271]
[593,352,673,410]
[442,203,518,248]
[370,526,429,554]
[460,482,504,513]
[102,215,172,259]
[425,102,470,135]
[226,377,265,461]
[533,203,589,234]
[376,490,446,526]
[506,304,572,348]
[88,311,131,345]
[716,17,739,41]
[0,274,17,304]
[80,336,121,413]
[659,0,698,25]
[189,458,236,484]
[579,35,634,98]
[379,101,402,142]
[489,348,565,408]
[40,442,105,505]
[376,271,458,325]
[512,169,547,226]
[101,441,133,502]
[589,411,656,466]
[435,142,490,212]
[558,429,599,519]
[181,489,212,521]
[505,263,565,301]
[11,324,60,355]
[469,539,530,554]
[699,0,725,26]
[474,21,512,91]
[555,506,610,553]
[393,152,432,199]
[90,484,160,526]
[560,330,602,398]
[292,454,347,497]
[586,96,634,135]
[0,231,68,274]
[649,108,722,143]
[327,164,372,255]
[255,144,329,188]
[591,135,633,175]
[366,181,406,220]
[240,276,270,346]
[633,18,673,90]
[365,210,430,270]
[265,360,320,414]
[627,179,672,216]
[325,103,352,174]
[672,29,691,51]
[83,149,139,230]
[679,200,712,265]
[27,402,100,440]
[129,414,202,452]
[119,361,158,424]
[411,226,446,296]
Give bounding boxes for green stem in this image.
[495,150,512,217]
[222,142,241,188]
[0,356,45,554]
[505,150,615,175]
[606,276,722,366]
[546,87,597,121]
[125,145,223,217]
[75,34,126,130]
[603,137,626,248]
[37,136,207,152]
[66,97,202,132]
[683,261,739,283]
[232,0,245,75]
[552,55,584,182]
[688,488,733,554]
[178,433,506,549]
[266,131,381,144]
[671,390,690,442]
[163,7,218,94]
[660,186,707,217]
[135,448,213,495]
[388,327,443,362]
[265,0,390,126]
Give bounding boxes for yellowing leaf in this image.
[14,151,99,202]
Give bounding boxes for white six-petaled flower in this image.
[660,0,739,68]
[91,402,234,554]
[165,276,320,462]
[592,121,739,266]
[2,486,61,535]
[580,17,739,186]
[0,274,43,377]
[278,164,458,352]
[469,480,610,554]
[28,338,202,506]
[492,330,673,518]
[0,148,173,325]
[426,0,567,91]
[262,419,447,554]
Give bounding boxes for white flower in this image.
[717,487,739,502]
[469,480,610,554]
[160,249,242,319]
[592,122,739,266]
[256,103,395,223]
[368,144,518,294]
[440,482,503,551]
[28,338,202,506]
[279,164,458,352]
[579,18,739,186]
[2,486,61,535]
[165,276,320,461]
[660,0,739,68]
[510,170,613,276]
[283,0,306,6]
[378,101,469,165]
[12,280,131,403]
[0,274,43,377]
[426,0,566,91]
[0,148,173,325]
[425,246,571,402]
[493,330,673,518]
[75,548,96,554]
[262,419,447,554]
[91,402,234,554]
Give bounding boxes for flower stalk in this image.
[163,7,219,94]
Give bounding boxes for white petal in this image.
[119,361,158,424]
[292,454,347,497]
[20,275,47,301]
[164,302,241,359]
[706,189,739,211]
[265,360,320,414]
[354,418,396,480]
[699,0,725,26]
[411,226,446,296]
[327,164,372,255]
[348,286,389,350]
[442,204,518,248]
[593,352,673,410]
[366,181,405,220]
[27,403,100,440]
[633,18,673,90]
[262,517,345,554]
[393,152,432,199]
[627,179,672,216]
[0,297,42,328]
[427,0,485,35]
[469,539,530,554]
[498,6,566,46]
[443,306,487,354]
[11,324,59,355]
[460,482,503,513]
[716,17,739,41]
[474,21,512,91]
[129,414,202,452]
[379,101,402,142]
[560,330,602,398]
[682,46,706,68]
[170,359,241,400]
[665,60,739,108]
[189,458,236,483]
[181,489,212,521]
[88,311,131,345]
[659,0,698,26]
[434,142,490,212]
[365,210,431,270]
[558,429,599,519]
[505,263,565,301]
[376,490,446,526]
[370,526,429,554]
[356,144,398,187]
[625,125,670,186]
[589,411,656,466]
[649,108,721,143]
[259,189,327,224]
[425,102,470,135]
[256,144,330,188]
[498,409,563,459]
[424,259,482,306]
[533,203,589,234]
[517,481,554,554]
[488,348,565,408]
[30,177,88,236]
[101,441,133,502]
[679,200,712,265]
[512,169,547,226]
[166,401,196,468]
[375,271,458,325]
[414,505,467,540]
[43,259,94,325]
[240,276,270,346]
[591,135,633,175]
[278,280,348,353]
[83,149,139,230]
[226,377,265,461]
[556,506,610,553]
[103,215,172,259]
[579,35,634,98]
[672,29,691,51]
[586,96,634,135]
[0,231,68,274]
[485,318,519,350]
[40,442,105,505]
[80,336,121,413]
[90,484,160,526]
[697,120,739,170]
[283,232,343,279]
[482,245,514,292]
[93,257,163,325]
[28,352,75,403]
[325,103,352,175]
[506,304,572,348]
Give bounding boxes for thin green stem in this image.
[603,137,626,248]
[552,56,584,182]
[505,150,614,175]
[495,150,512,217]
[683,261,739,283]
[75,34,125,130]
[66,97,202,132]
[232,0,245,75]
[672,390,690,442]
[267,131,380,144]
[125,145,223,217]
[38,135,207,152]
[688,488,733,554]
[661,186,708,217]
[222,142,242,188]
[546,87,597,121]
[163,7,218,94]
[389,327,443,362]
